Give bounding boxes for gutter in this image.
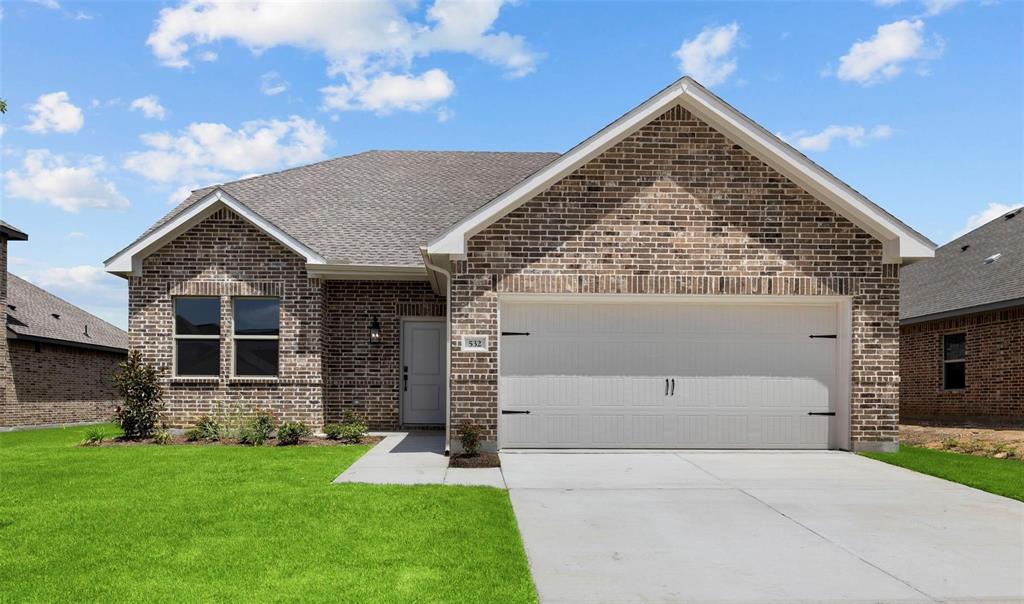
[419,247,453,456]
[900,297,1024,326]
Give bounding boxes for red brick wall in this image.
[1,340,123,427]
[130,208,325,428]
[901,306,1024,422]
[451,105,900,450]
[322,280,444,428]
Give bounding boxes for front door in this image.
[401,320,446,425]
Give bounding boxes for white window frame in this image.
[942,333,966,391]
[173,296,221,377]
[232,297,280,378]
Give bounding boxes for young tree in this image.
[113,351,164,439]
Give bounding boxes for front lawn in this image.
[862,445,1024,502]
[0,425,536,603]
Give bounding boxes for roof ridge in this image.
[7,273,128,336]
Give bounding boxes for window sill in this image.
[169,376,220,383]
[228,376,280,384]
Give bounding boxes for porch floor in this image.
[333,432,506,488]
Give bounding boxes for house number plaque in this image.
[461,335,488,352]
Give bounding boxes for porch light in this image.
[369,316,382,343]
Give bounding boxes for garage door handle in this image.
[809,334,837,339]
[807,411,836,416]
[501,410,530,415]
[665,379,669,396]
[670,379,675,396]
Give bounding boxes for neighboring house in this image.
[104,77,934,453]
[900,206,1023,424]
[1,221,128,428]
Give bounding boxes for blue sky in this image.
[1,0,1021,330]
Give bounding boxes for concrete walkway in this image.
[333,432,505,488]
[501,451,1024,604]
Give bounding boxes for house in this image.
[104,77,934,453]
[1,221,128,428]
[900,206,1023,424]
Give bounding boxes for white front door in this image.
[499,298,844,449]
[401,320,446,425]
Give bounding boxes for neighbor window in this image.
[233,298,280,377]
[174,297,220,376]
[943,333,966,390]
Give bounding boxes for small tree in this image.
[113,350,164,439]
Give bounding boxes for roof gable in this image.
[426,77,935,264]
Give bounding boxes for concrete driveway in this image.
[500,451,1024,604]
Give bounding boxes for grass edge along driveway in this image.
[0,425,537,603]
[862,444,1024,502]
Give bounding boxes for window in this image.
[943,333,966,390]
[174,298,220,376]
[233,298,280,376]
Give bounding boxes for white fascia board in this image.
[104,188,325,276]
[427,77,935,263]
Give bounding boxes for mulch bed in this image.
[900,423,1024,460]
[448,452,501,468]
[84,435,384,448]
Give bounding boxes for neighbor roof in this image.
[1,220,29,241]
[901,206,1024,323]
[121,151,558,267]
[6,274,128,352]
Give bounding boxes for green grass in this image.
[0,425,536,603]
[862,445,1024,502]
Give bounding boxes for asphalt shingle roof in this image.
[900,206,1024,321]
[6,274,128,352]
[0,220,29,241]
[138,150,560,266]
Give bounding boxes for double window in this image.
[173,297,280,377]
[942,333,966,390]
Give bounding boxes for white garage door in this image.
[499,298,842,449]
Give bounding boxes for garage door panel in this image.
[499,300,839,449]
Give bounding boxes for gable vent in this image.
[984,253,1002,264]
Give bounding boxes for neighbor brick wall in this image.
[322,281,445,428]
[1,340,123,426]
[0,235,12,423]
[450,105,900,450]
[129,208,324,428]
[901,306,1024,422]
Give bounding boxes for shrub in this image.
[457,422,483,456]
[184,427,204,442]
[276,421,311,446]
[81,426,107,446]
[239,410,276,446]
[323,423,344,440]
[112,351,164,439]
[153,428,173,445]
[338,422,367,444]
[193,416,223,441]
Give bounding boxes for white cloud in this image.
[123,116,328,184]
[30,0,60,8]
[874,0,904,5]
[167,184,196,205]
[260,71,289,96]
[67,231,86,239]
[25,91,84,133]
[129,95,167,120]
[0,125,5,138]
[4,150,130,212]
[28,265,108,291]
[673,23,740,86]
[921,0,964,15]
[436,106,454,123]
[954,203,1019,238]
[781,124,894,152]
[836,19,942,85]
[197,50,218,62]
[321,69,455,113]
[146,0,537,113]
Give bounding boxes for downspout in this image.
[420,248,453,456]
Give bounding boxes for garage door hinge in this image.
[809,334,838,339]
[501,331,531,336]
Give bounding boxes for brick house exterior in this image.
[1,222,129,429]
[106,78,934,451]
[899,206,1023,424]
